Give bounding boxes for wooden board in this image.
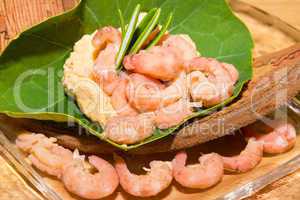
[0,0,300,199]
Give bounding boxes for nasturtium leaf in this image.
[0,0,253,150]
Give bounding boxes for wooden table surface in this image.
[0,0,300,199]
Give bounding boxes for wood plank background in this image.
[0,0,299,199]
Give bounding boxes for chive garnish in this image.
[147,12,173,49]
[129,8,161,54]
[135,8,157,36]
[118,9,126,37]
[115,4,141,71]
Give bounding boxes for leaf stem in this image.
[147,12,173,49]
[115,4,141,71]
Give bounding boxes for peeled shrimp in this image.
[111,77,139,116]
[154,98,193,129]
[29,145,73,178]
[222,138,263,173]
[104,112,156,144]
[126,73,187,112]
[92,27,122,96]
[114,154,173,197]
[62,154,119,199]
[185,57,237,106]
[92,26,122,51]
[242,122,297,154]
[162,35,198,61]
[172,151,224,189]
[16,133,57,153]
[16,134,73,178]
[126,73,165,112]
[123,45,183,81]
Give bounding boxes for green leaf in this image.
[146,12,173,49]
[115,4,141,71]
[0,0,253,150]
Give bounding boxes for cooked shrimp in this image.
[222,63,239,83]
[172,151,223,189]
[114,154,173,197]
[62,154,119,199]
[126,72,187,112]
[123,45,183,81]
[91,27,122,96]
[242,122,297,154]
[222,138,263,173]
[161,72,189,106]
[16,133,57,153]
[126,73,165,112]
[29,145,73,178]
[187,71,219,106]
[104,112,155,144]
[185,57,237,106]
[92,26,122,51]
[162,35,198,61]
[111,77,139,116]
[92,43,121,96]
[154,98,193,129]
[16,134,73,178]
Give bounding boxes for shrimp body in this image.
[104,113,155,144]
[162,35,198,61]
[154,99,193,129]
[111,77,139,116]
[16,133,57,153]
[29,145,73,178]
[243,122,297,154]
[62,155,119,200]
[92,43,121,96]
[126,73,165,112]
[185,57,237,106]
[222,138,263,173]
[123,46,183,81]
[16,134,73,178]
[92,26,122,96]
[114,154,173,197]
[92,26,122,51]
[172,151,224,189]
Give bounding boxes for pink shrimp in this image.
[91,26,122,96]
[222,138,263,173]
[104,112,156,144]
[242,122,297,154]
[162,35,198,61]
[126,73,187,112]
[114,154,173,197]
[111,77,139,116]
[62,154,119,199]
[184,57,237,106]
[123,45,183,81]
[154,98,193,129]
[172,151,224,189]
[16,134,73,178]
[126,73,165,112]
[92,26,122,52]
[16,133,56,153]
[29,145,73,178]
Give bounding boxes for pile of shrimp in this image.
[91,26,240,145]
[16,120,297,199]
